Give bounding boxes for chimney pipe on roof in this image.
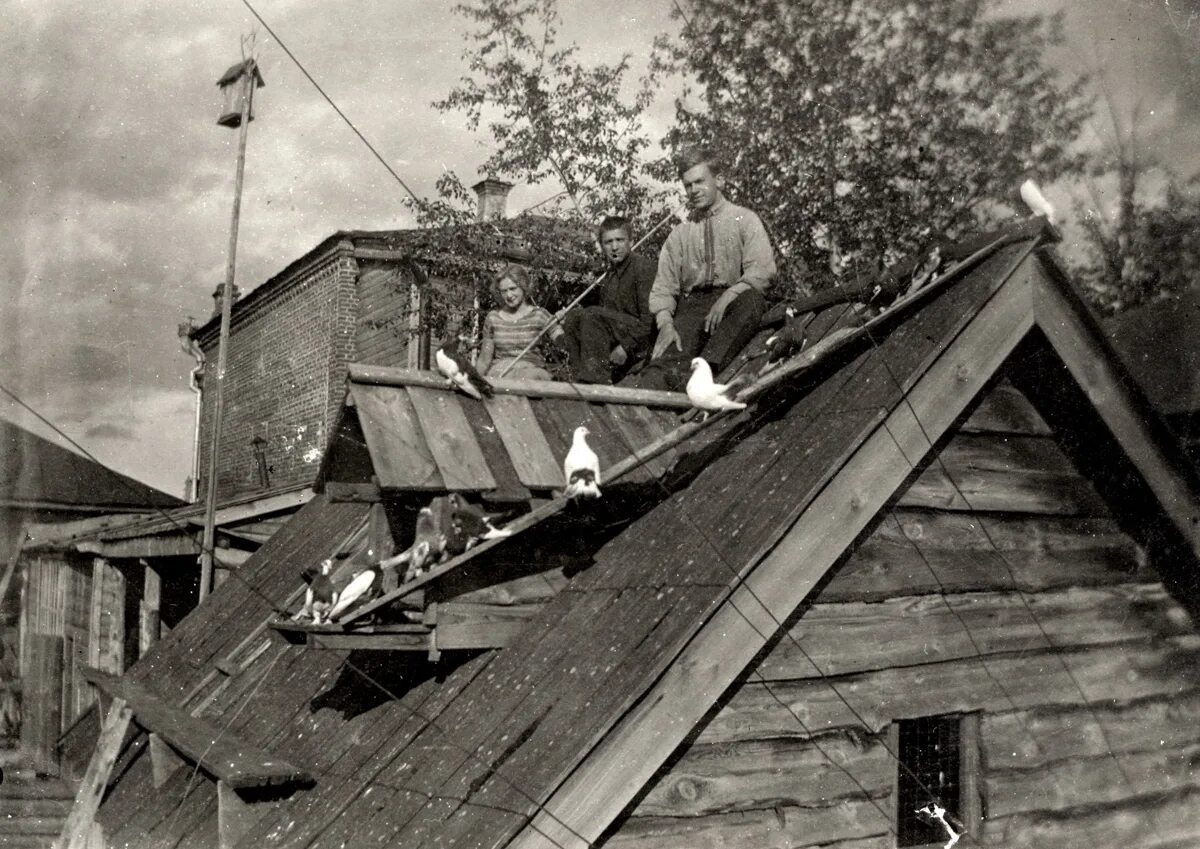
[472,177,513,221]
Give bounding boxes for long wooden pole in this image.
[495,206,683,378]
[200,63,256,602]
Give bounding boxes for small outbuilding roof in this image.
[74,218,1200,849]
[0,419,181,512]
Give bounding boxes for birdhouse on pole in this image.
[216,59,265,128]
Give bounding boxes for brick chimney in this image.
[211,283,243,318]
[472,178,513,221]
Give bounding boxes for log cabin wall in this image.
[605,377,1200,849]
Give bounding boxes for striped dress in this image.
[483,306,555,380]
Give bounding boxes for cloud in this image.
[84,422,137,441]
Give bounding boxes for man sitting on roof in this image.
[628,146,777,392]
[559,215,657,384]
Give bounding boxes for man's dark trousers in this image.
[561,307,649,384]
[629,288,765,392]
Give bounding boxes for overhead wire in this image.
[0,381,588,849]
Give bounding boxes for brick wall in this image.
[195,244,360,500]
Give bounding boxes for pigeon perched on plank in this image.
[296,558,338,624]
[448,494,512,546]
[436,335,493,400]
[687,358,747,420]
[328,561,387,622]
[762,307,809,372]
[563,426,602,499]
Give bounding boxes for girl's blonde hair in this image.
[491,263,536,304]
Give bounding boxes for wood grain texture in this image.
[1032,264,1200,555]
[59,697,131,849]
[406,387,497,491]
[959,379,1052,435]
[758,583,1190,680]
[484,394,564,490]
[348,384,442,489]
[703,636,1200,742]
[83,667,311,789]
[632,732,891,817]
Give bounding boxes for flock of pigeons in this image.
[298,194,1060,626]
[295,354,745,625]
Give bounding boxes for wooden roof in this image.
[337,368,690,495]
[1105,285,1200,416]
[76,220,1200,849]
[0,419,182,511]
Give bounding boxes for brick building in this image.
[189,188,592,503]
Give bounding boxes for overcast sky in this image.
[3,0,1196,497]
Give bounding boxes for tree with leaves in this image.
[655,0,1093,293]
[433,0,666,228]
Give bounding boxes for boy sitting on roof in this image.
[559,215,657,385]
[627,146,776,392]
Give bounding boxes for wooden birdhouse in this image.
[216,59,265,128]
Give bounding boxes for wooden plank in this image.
[148,732,185,788]
[23,633,64,776]
[982,784,1200,849]
[757,583,1188,680]
[484,394,564,490]
[982,689,1200,770]
[434,603,542,650]
[703,636,1200,743]
[605,403,677,480]
[820,510,1148,602]
[632,732,891,818]
[309,631,431,651]
[326,482,381,502]
[406,387,497,491]
[458,395,532,500]
[960,380,1052,435]
[139,563,161,655]
[349,364,693,408]
[508,252,1037,849]
[348,384,443,490]
[607,800,891,849]
[82,668,311,789]
[986,742,1200,819]
[896,431,1109,515]
[217,780,267,849]
[58,697,131,849]
[1031,264,1200,556]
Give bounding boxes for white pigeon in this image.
[687,358,747,420]
[563,425,602,499]
[1019,178,1056,225]
[327,561,384,622]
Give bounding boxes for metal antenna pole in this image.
[199,61,256,601]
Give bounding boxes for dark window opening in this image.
[897,714,962,846]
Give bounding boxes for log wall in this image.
[603,379,1200,849]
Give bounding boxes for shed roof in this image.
[80,219,1200,849]
[0,419,181,511]
[334,369,689,496]
[1105,286,1200,416]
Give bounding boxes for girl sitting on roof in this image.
[476,264,563,381]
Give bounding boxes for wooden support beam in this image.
[1031,267,1200,556]
[57,697,131,849]
[82,667,311,789]
[218,780,265,849]
[326,482,382,503]
[148,732,185,788]
[139,561,161,656]
[348,363,694,409]
[507,249,1036,849]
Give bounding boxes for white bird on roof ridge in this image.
[563,426,602,499]
[1019,178,1056,226]
[687,358,747,420]
[436,334,493,400]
